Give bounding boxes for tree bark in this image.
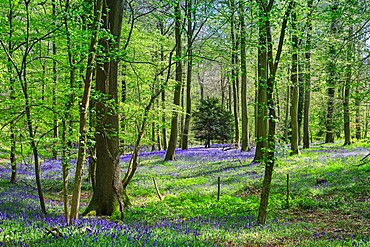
[325,3,338,143]
[230,0,240,147]
[181,0,194,150]
[355,89,361,140]
[284,85,290,143]
[258,0,293,224]
[52,0,58,159]
[8,0,17,184]
[165,1,182,161]
[343,26,353,146]
[290,8,300,155]
[84,0,124,218]
[253,2,268,163]
[239,0,250,152]
[303,0,313,149]
[70,0,104,222]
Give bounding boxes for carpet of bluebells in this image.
[1,143,370,246]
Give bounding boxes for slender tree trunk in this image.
[180,85,185,148]
[364,104,369,138]
[303,0,313,149]
[297,62,304,145]
[52,0,58,159]
[221,72,226,107]
[290,8,300,155]
[8,0,16,184]
[165,1,182,161]
[23,0,47,215]
[258,0,293,224]
[230,0,240,147]
[253,2,268,163]
[181,0,194,150]
[284,85,290,143]
[343,26,353,146]
[240,0,250,151]
[325,85,335,142]
[61,0,78,224]
[161,90,167,150]
[70,0,104,222]
[159,21,167,150]
[325,3,338,144]
[355,89,361,140]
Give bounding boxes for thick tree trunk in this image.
[239,0,250,152]
[165,1,182,161]
[84,0,124,218]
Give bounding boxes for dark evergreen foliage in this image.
[192,98,234,148]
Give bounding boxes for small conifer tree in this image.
[192,98,234,147]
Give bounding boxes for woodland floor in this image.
[0,141,370,246]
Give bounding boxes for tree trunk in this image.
[355,89,361,140]
[230,0,240,147]
[70,0,104,222]
[297,62,304,145]
[181,0,194,150]
[343,26,353,146]
[161,90,167,150]
[8,0,16,184]
[52,1,58,160]
[325,85,335,143]
[258,0,293,224]
[325,3,338,144]
[290,9,300,155]
[60,0,78,224]
[284,85,290,143]
[165,1,182,161]
[364,104,369,138]
[303,0,313,149]
[253,2,268,163]
[239,0,250,152]
[24,0,47,215]
[84,0,124,218]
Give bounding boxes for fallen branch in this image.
[153,177,163,200]
[45,227,63,238]
[358,152,370,166]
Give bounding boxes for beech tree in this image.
[84,0,124,217]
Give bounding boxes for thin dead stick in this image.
[153,177,163,200]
